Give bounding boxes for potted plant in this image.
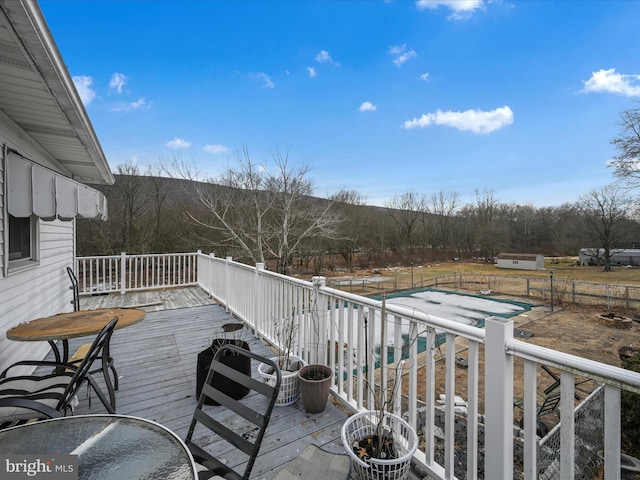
[340,295,419,480]
[258,309,305,406]
[298,278,333,413]
[196,323,250,405]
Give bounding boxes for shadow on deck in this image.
[70,287,350,479]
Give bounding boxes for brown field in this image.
[320,257,640,290]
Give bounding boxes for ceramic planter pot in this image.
[298,364,333,414]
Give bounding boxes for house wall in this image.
[0,131,76,374]
[1,152,4,272]
[0,219,75,374]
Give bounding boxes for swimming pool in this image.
[363,288,537,367]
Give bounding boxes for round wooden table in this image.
[6,308,146,412]
[6,308,145,364]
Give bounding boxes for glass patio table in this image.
[0,414,197,479]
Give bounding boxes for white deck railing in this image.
[77,252,640,480]
[75,252,198,295]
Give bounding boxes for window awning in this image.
[7,152,108,221]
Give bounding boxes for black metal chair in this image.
[66,266,119,404]
[185,344,281,480]
[514,390,561,437]
[0,317,118,429]
[66,266,80,312]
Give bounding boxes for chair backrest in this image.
[66,267,80,312]
[186,344,281,480]
[537,391,561,418]
[59,317,118,411]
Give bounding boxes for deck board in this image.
[64,288,350,479]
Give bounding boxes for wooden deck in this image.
[69,287,350,479]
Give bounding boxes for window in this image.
[8,214,38,266]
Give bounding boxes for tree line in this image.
[77,104,640,274]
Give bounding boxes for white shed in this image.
[0,1,114,374]
[496,253,545,271]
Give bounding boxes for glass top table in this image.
[0,415,197,479]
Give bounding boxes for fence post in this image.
[484,316,514,479]
[626,286,630,310]
[120,252,126,295]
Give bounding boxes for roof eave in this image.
[4,0,114,185]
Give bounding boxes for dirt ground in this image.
[410,298,640,427]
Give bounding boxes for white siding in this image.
[0,152,4,271]
[496,259,538,270]
[0,219,75,375]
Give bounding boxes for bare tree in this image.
[425,191,459,256]
[385,191,426,252]
[470,189,503,260]
[172,147,341,274]
[610,103,640,184]
[328,189,368,272]
[577,183,636,272]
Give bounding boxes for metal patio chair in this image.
[66,266,80,312]
[66,266,120,404]
[185,344,281,480]
[514,390,561,437]
[0,317,118,429]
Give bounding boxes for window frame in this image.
[7,213,39,272]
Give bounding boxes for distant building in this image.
[496,253,545,271]
[578,248,640,266]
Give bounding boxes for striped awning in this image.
[7,152,108,220]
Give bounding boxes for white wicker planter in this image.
[341,410,418,480]
[258,355,305,406]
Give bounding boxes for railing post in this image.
[208,253,215,297]
[255,263,265,339]
[484,316,514,479]
[224,256,232,311]
[120,252,126,295]
[311,276,327,365]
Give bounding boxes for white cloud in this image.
[204,144,230,154]
[307,67,317,78]
[403,106,514,134]
[253,72,274,89]
[416,0,485,20]
[316,50,331,63]
[582,68,640,97]
[166,138,192,148]
[359,101,377,112]
[388,44,417,67]
[72,75,96,105]
[315,50,340,66]
[420,72,430,82]
[110,97,150,112]
[109,72,127,93]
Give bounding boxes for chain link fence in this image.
[537,386,604,480]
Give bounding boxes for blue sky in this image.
[39,0,640,208]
